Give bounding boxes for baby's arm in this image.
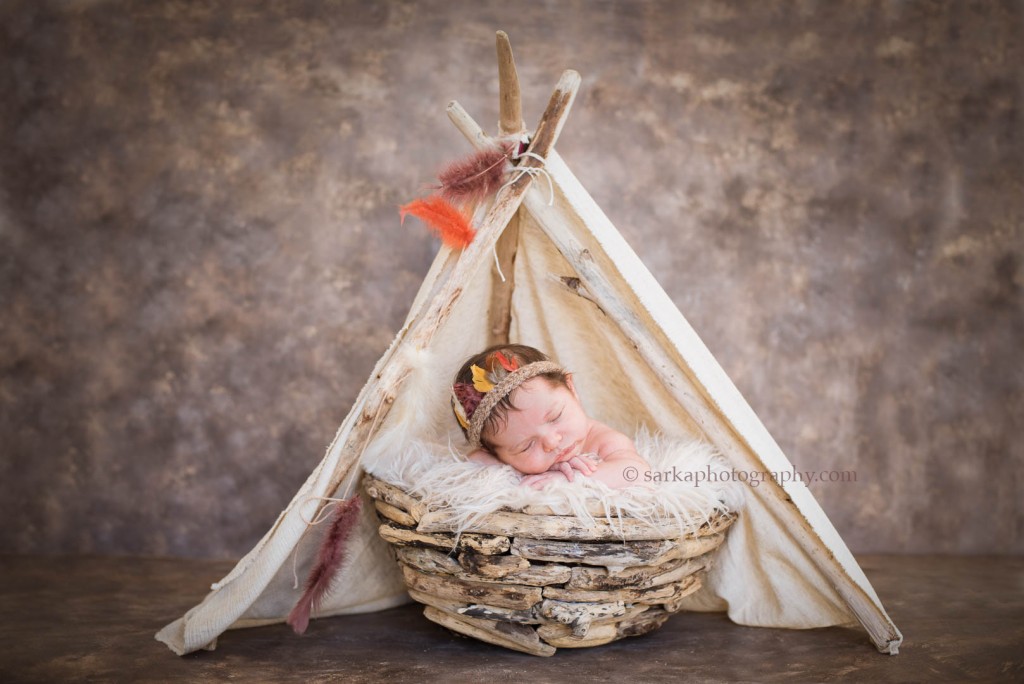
[589,428,651,489]
[520,454,599,489]
[467,449,503,466]
[468,449,565,490]
[467,449,600,490]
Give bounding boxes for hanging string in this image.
[290,492,358,589]
[489,138,553,282]
[492,243,507,283]
[498,150,555,206]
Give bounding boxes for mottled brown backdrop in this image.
[1,1,1020,557]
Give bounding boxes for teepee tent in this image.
[158,33,902,657]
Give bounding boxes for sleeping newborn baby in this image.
[451,344,651,490]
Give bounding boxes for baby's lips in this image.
[555,441,581,462]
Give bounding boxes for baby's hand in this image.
[553,454,599,482]
[520,454,600,489]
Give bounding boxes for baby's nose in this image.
[542,432,561,452]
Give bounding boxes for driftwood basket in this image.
[364,475,738,656]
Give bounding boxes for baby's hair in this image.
[454,344,570,453]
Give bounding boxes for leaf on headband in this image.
[470,365,494,392]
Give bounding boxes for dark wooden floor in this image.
[0,554,1021,683]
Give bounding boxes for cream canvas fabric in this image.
[157,149,901,656]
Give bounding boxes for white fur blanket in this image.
[364,429,744,540]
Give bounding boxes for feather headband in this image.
[451,357,564,448]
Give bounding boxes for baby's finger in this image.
[566,457,588,475]
[569,455,596,475]
[558,461,574,482]
[520,474,543,488]
[532,473,563,490]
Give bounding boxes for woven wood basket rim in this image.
[364,473,737,542]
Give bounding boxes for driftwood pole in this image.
[497,31,524,134]
[488,31,525,345]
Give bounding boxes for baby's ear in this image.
[565,373,579,398]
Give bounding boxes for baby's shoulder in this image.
[586,422,637,460]
[466,449,502,466]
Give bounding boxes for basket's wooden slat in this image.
[568,554,711,591]
[364,477,426,521]
[637,575,701,607]
[536,603,653,641]
[616,607,671,638]
[463,562,573,587]
[539,605,669,646]
[493,563,573,587]
[543,580,677,604]
[396,546,461,575]
[596,603,652,626]
[538,621,619,649]
[642,559,708,591]
[401,564,542,611]
[407,588,468,615]
[424,606,556,657]
[374,500,417,527]
[512,538,678,567]
[668,531,729,560]
[459,534,511,555]
[538,599,629,627]
[661,576,704,613]
[521,501,618,517]
[700,513,740,536]
[570,556,680,590]
[459,604,544,625]
[378,523,456,551]
[418,509,689,541]
[458,550,530,578]
[397,545,572,587]
[407,589,542,624]
[510,529,729,569]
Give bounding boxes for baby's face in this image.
[483,377,590,475]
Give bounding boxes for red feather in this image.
[492,351,518,372]
[286,496,362,635]
[435,144,512,205]
[399,196,475,249]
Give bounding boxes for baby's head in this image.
[451,344,590,474]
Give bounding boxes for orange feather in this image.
[399,195,475,249]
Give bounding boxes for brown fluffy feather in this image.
[435,144,512,206]
[286,496,362,635]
